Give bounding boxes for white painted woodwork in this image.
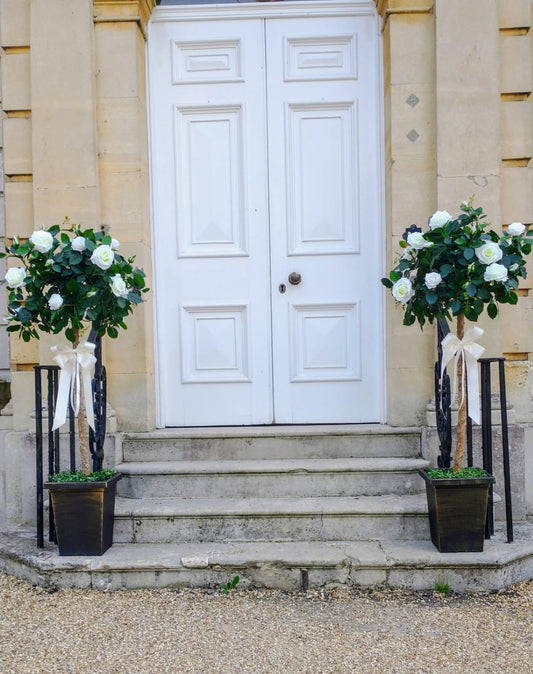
[149,2,383,426]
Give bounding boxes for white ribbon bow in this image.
[51,342,97,431]
[440,326,485,425]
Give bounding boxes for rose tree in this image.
[382,200,533,472]
[1,220,148,474]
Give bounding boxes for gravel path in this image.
[1,571,532,674]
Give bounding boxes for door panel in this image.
[150,19,273,426]
[267,16,382,423]
[149,9,383,426]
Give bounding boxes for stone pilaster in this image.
[378,0,437,425]
[93,0,156,430]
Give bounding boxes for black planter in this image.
[44,473,122,556]
[419,468,495,553]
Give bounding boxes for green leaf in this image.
[464,306,479,321]
[65,327,76,344]
[107,326,119,339]
[487,301,498,319]
[463,247,474,260]
[425,291,438,305]
[450,299,462,315]
[389,271,401,282]
[381,278,393,289]
[466,283,477,298]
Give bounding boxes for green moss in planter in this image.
[48,468,117,483]
[426,467,490,480]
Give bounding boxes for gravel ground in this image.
[1,572,532,674]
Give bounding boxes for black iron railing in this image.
[435,321,513,543]
[34,331,107,548]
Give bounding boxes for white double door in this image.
[149,5,383,426]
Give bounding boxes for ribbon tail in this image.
[82,367,95,431]
[52,360,75,431]
[465,350,481,425]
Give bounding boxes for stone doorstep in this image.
[113,494,429,518]
[1,523,533,592]
[122,425,422,440]
[115,457,430,475]
[120,425,422,461]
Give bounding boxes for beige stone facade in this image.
[0,0,532,523]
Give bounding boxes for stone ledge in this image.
[1,520,532,592]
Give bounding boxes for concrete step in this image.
[115,457,429,499]
[113,494,430,544]
[121,425,421,462]
[3,520,533,592]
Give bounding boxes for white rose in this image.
[109,274,128,298]
[48,293,63,310]
[392,277,414,304]
[90,244,114,270]
[508,222,525,236]
[111,238,120,250]
[424,272,442,290]
[71,236,86,251]
[475,241,503,265]
[407,231,433,250]
[4,267,27,288]
[30,229,54,254]
[484,263,508,283]
[428,210,452,230]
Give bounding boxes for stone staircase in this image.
[114,425,429,545]
[2,424,533,592]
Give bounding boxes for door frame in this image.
[147,0,386,428]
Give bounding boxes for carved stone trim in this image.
[93,0,157,38]
[375,0,433,19]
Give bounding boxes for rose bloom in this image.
[428,210,452,230]
[111,238,120,250]
[475,241,503,265]
[109,274,128,298]
[71,236,86,251]
[392,277,414,304]
[4,267,27,288]
[30,229,54,254]
[47,293,64,310]
[90,244,114,270]
[484,263,508,283]
[424,272,442,290]
[508,222,526,236]
[407,231,433,250]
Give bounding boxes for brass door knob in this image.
[288,272,302,285]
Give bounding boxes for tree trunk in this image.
[73,330,91,475]
[453,313,466,472]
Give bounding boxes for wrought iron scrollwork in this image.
[88,329,107,472]
[435,318,452,469]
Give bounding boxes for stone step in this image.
[3,521,533,592]
[120,425,421,462]
[115,457,429,499]
[113,494,429,544]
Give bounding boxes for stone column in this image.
[377,0,436,426]
[94,0,156,430]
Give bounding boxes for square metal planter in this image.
[44,473,122,556]
[419,468,495,553]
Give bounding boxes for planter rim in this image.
[44,472,122,491]
[418,467,495,487]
